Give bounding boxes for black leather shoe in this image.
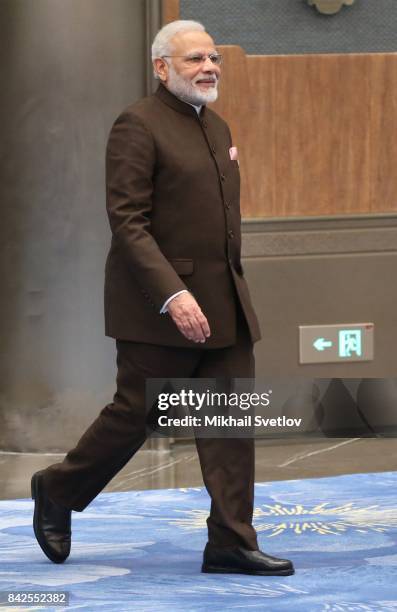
[31,470,71,564]
[201,543,294,576]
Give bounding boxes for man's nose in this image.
[202,56,218,72]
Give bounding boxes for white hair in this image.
[151,20,206,78]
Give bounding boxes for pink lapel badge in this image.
[229,146,239,161]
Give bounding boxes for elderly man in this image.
[31,20,294,576]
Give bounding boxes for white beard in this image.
[166,64,219,106]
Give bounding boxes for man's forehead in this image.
[170,30,217,54]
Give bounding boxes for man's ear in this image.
[153,58,168,82]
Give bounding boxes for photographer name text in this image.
[157,415,302,428]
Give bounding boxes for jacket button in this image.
[220,174,226,181]
[202,121,208,128]
[228,230,234,239]
[225,202,230,209]
[211,145,216,154]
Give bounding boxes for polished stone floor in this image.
[1,437,396,501]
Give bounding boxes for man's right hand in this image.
[167,292,211,343]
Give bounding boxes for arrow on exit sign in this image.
[313,337,333,351]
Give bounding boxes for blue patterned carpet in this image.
[0,472,396,611]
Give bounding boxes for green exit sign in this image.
[299,323,374,364]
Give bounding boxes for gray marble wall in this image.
[244,215,397,378]
[180,0,397,55]
[0,0,147,452]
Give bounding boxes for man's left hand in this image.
[167,292,211,343]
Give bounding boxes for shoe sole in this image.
[31,473,69,564]
[201,564,295,576]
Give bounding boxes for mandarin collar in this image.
[155,83,206,118]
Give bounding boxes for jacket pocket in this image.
[169,258,194,276]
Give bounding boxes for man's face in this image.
[155,31,221,106]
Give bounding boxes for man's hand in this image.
[167,292,211,343]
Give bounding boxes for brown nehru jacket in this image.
[104,83,260,348]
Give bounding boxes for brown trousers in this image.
[42,311,258,551]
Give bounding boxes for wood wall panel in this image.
[211,48,397,217]
[162,0,179,24]
[160,2,397,217]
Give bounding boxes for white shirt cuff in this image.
[160,290,188,314]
